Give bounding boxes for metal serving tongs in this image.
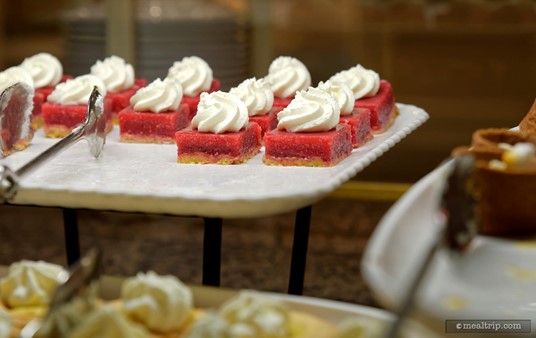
[0,85,105,202]
[19,248,102,338]
[384,154,478,338]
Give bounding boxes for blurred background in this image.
[2,0,535,184]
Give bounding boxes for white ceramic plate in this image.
[1,104,428,218]
[362,160,536,335]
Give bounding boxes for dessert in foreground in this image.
[265,56,311,109]
[329,64,398,133]
[166,56,220,119]
[176,91,262,164]
[263,87,353,167]
[90,55,147,123]
[119,78,190,144]
[0,260,67,336]
[0,82,34,158]
[42,74,111,138]
[229,77,280,138]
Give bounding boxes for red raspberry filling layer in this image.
[107,78,147,118]
[249,107,283,139]
[42,97,113,138]
[354,80,397,133]
[339,108,372,148]
[118,104,190,144]
[263,124,353,167]
[175,122,262,164]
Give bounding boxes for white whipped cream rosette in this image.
[129,78,183,113]
[329,64,380,100]
[229,77,274,117]
[90,55,134,93]
[265,56,311,99]
[219,290,290,338]
[0,307,10,338]
[20,53,63,88]
[317,80,355,116]
[0,66,34,94]
[192,91,249,134]
[0,260,67,308]
[121,271,193,333]
[277,87,340,133]
[69,305,147,338]
[47,74,107,105]
[166,56,213,97]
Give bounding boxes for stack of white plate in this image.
[63,0,250,91]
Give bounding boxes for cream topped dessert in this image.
[276,87,340,133]
[129,78,183,113]
[90,55,134,93]
[191,91,249,134]
[47,74,107,106]
[0,260,67,308]
[266,56,311,99]
[20,53,63,89]
[317,80,355,116]
[69,305,146,338]
[230,78,274,117]
[167,56,213,97]
[329,64,380,100]
[121,271,193,333]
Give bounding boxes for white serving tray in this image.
[362,159,536,336]
[1,103,428,218]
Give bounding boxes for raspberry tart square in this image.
[42,97,113,138]
[339,108,373,148]
[175,122,262,164]
[354,80,398,133]
[107,78,147,122]
[118,104,190,144]
[31,76,73,130]
[181,79,220,120]
[263,124,353,167]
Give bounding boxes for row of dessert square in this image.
[1,54,397,166]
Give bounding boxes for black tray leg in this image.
[288,205,312,295]
[63,208,80,266]
[202,217,222,286]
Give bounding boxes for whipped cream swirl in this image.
[277,87,340,132]
[20,53,63,88]
[266,56,311,98]
[69,305,147,338]
[229,77,274,116]
[47,75,106,105]
[121,271,193,333]
[0,66,34,93]
[329,64,380,100]
[192,91,248,133]
[90,55,134,93]
[130,78,183,113]
[219,291,290,338]
[0,260,67,308]
[167,56,213,96]
[0,307,10,338]
[317,80,355,116]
